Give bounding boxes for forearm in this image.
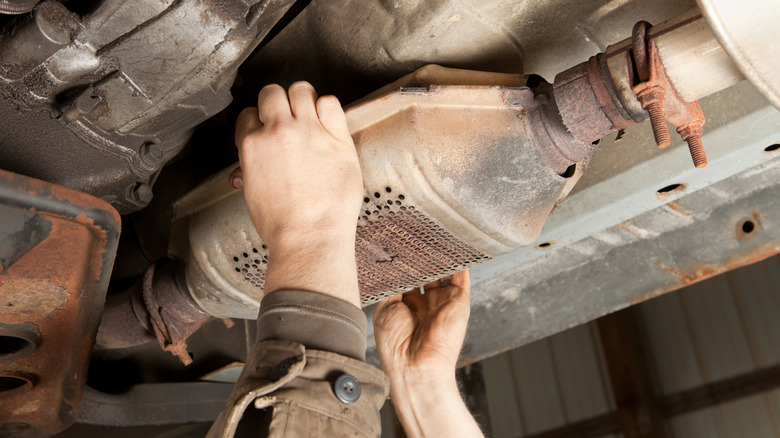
[390,374,484,438]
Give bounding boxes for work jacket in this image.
[207,291,390,437]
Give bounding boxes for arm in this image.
[208,83,388,438]
[373,269,484,438]
[231,81,362,308]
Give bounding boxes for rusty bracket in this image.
[96,260,232,366]
[141,263,232,366]
[0,169,121,437]
[631,21,708,168]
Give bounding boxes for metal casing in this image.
[173,75,588,319]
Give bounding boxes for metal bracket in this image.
[631,21,708,168]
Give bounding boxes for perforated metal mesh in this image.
[231,187,490,306]
[232,245,268,289]
[354,186,490,304]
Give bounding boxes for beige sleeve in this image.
[207,341,389,438]
[208,291,388,438]
[255,290,368,361]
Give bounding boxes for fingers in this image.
[257,84,292,125]
[316,95,351,141]
[373,294,413,342]
[422,279,442,291]
[401,289,428,317]
[439,269,470,305]
[229,167,243,189]
[288,81,318,121]
[248,84,350,143]
[421,270,470,308]
[374,293,402,317]
[450,269,470,295]
[235,107,262,147]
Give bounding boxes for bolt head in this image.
[140,142,163,165]
[131,183,154,204]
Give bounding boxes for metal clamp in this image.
[141,263,233,366]
[631,21,708,168]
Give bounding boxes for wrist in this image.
[263,228,360,308]
[389,371,459,409]
[389,371,481,438]
[265,222,356,254]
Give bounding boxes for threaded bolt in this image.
[686,135,707,168]
[646,102,671,148]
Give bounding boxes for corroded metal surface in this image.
[141,263,219,365]
[95,262,216,366]
[553,10,755,167]
[631,21,708,168]
[0,170,120,437]
[553,55,637,145]
[456,147,780,366]
[353,190,491,303]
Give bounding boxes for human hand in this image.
[373,269,482,438]
[373,269,471,382]
[231,82,362,253]
[231,82,362,305]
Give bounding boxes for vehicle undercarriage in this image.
[0,0,778,435]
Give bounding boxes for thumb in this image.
[374,294,404,329]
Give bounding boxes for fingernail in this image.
[230,176,243,189]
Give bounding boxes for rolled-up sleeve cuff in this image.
[256,290,367,361]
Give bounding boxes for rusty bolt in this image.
[645,101,671,148]
[631,21,673,149]
[686,136,707,168]
[678,123,707,168]
[631,19,707,169]
[635,88,671,148]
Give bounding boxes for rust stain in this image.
[618,220,650,238]
[661,200,692,216]
[655,262,717,285]
[552,54,636,146]
[631,244,780,307]
[736,210,762,240]
[0,169,118,436]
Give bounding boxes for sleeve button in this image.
[333,374,361,404]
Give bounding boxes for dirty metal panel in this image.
[0,0,295,213]
[0,170,120,437]
[242,0,696,105]
[463,155,780,364]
